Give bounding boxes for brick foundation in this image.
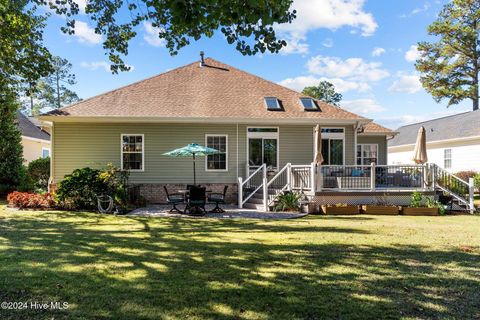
[136,183,238,204]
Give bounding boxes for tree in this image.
[38,0,296,72]
[0,85,24,193]
[38,56,81,110]
[416,0,480,111]
[302,81,343,106]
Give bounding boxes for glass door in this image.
[247,128,279,174]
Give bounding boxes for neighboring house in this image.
[388,110,480,173]
[42,56,467,210]
[16,112,51,163]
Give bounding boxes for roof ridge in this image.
[205,58,368,121]
[45,60,201,114]
[396,110,471,129]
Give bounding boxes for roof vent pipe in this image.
[200,51,205,67]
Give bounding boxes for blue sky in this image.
[41,0,471,129]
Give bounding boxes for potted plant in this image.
[363,193,399,215]
[322,203,359,215]
[402,191,441,216]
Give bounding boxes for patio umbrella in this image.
[163,143,220,185]
[413,126,428,164]
[314,124,324,165]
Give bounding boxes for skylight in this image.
[300,97,317,110]
[264,97,281,110]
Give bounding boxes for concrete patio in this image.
[128,204,307,219]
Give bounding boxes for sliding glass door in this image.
[247,128,279,172]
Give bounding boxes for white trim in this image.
[205,134,229,172]
[389,134,480,150]
[264,97,281,110]
[38,115,373,126]
[246,127,280,172]
[120,134,145,172]
[41,147,51,158]
[21,135,50,143]
[357,143,379,165]
[236,124,239,179]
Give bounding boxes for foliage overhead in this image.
[416,0,480,111]
[302,81,343,106]
[37,0,296,72]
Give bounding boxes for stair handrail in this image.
[239,164,266,207]
[266,163,292,208]
[432,163,474,212]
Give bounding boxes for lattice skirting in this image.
[311,191,437,206]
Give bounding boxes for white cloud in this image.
[280,32,309,55]
[405,45,421,62]
[143,22,167,47]
[341,98,385,114]
[73,21,102,45]
[81,61,135,72]
[74,0,88,12]
[400,3,431,18]
[306,55,389,82]
[276,0,377,55]
[322,38,334,48]
[278,75,370,93]
[389,73,422,94]
[371,47,386,57]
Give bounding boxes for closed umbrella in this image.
[413,126,428,164]
[314,124,324,165]
[163,143,220,185]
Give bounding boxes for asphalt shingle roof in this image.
[44,58,370,122]
[16,112,50,141]
[388,110,480,147]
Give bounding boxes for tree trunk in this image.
[56,70,60,109]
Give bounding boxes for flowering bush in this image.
[7,191,56,209]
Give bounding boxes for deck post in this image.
[469,177,475,214]
[287,163,292,191]
[238,177,243,209]
[431,163,436,191]
[263,165,268,212]
[370,162,376,191]
[310,162,316,193]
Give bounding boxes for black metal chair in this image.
[208,185,228,213]
[185,186,207,215]
[164,186,184,213]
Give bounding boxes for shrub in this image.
[455,170,477,182]
[28,157,50,191]
[274,191,301,212]
[56,165,129,210]
[7,191,55,209]
[474,173,480,191]
[409,191,423,208]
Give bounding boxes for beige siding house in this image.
[39,57,394,205]
[17,112,51,163]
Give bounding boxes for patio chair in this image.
[185,186,207,215]
[208,185,228,213]
[164,186,184,213]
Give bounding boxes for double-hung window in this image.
[357,144,378,165]
[320,128,344,165]
[206,135,228,171]
[121,134,144,171]
[444,149,452,169]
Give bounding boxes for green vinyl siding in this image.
[53,123,358,183]
[357,135,388,165]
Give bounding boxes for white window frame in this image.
[316,127,345,165]
[247,127,280,171]
[264,97,281,110]
[41,147,50,158]
[205,134,228,172]
[120,134,145,172]
[357,144,379,165]
[444,148,452,169]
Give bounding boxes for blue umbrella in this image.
[163,143,220,185]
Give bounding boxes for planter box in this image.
[402,207,439,216]
[301,202,317,214]
[322,205,359,215]
[363,205,399,215]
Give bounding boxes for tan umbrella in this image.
[314,124,324,164]
[413,126,428,164]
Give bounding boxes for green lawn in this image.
[0,204,479,319]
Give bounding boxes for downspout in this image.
[236,123,239,179]
[354,122,359,166]
[48,122,55,192]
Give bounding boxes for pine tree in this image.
[416,0,480,111]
